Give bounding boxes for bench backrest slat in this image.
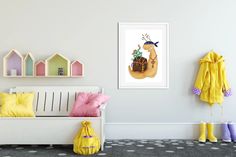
[10,86,102,116]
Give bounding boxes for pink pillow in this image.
[69,92,109,117]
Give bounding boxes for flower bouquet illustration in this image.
[128,34,159,79]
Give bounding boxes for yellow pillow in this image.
[0,93,35,117]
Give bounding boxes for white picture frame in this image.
[118,22,169,89]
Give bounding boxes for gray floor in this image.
[0,140,236,157]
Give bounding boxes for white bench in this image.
[0,86,106,150]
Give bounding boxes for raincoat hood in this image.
[200,51,224,64]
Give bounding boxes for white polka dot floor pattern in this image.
[0,140,236,157]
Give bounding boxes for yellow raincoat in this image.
[193,51,232,105]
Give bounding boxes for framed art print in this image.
[118,23,169,89]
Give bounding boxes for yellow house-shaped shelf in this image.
[24,53,35,77]
[3,49,23,77]
[45,53,70,77]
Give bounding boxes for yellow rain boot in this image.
[199,122,206,143]
[207,123,217,143]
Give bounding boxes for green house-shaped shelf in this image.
[3,49,23,77]
[45,53,70,77]
[24,53,35,77]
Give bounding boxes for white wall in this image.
[0,0,236,138]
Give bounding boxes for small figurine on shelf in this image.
[10,69,17,76]
[58,68,64,76]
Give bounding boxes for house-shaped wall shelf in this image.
[45,53,70,77]
[71,60,84,77]
[35,60,45,77]
[24,53,35,77]
[3,50,84,78]
[3,49,23,77]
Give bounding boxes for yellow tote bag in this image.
[73,121,100,155]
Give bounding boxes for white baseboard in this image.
[105,123,222,139]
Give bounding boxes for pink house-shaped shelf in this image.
[35,60,45,76]
[71,60,84,77]
[3,49,23,77]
